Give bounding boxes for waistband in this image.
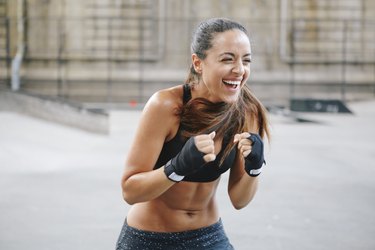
[117,218,233,250]
[124,218,224,240]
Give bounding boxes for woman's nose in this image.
[232,61,245,75]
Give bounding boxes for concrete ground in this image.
[0,100,374,250]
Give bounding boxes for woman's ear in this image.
[192,54,202,74]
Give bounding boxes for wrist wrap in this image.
[164,137,206,182]
[164,160,185,182]
[245,133,266,177]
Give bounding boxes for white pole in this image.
[11,0,25,91]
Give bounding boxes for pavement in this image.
[0,100,375,250]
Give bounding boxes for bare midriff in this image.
[126,179,221,232]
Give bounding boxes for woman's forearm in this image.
[228,174,258,210]
[122,167,175,205]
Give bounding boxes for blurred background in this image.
[1,0,374,111]
[0,1,375,250]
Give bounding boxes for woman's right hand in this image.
[164,131,217,182]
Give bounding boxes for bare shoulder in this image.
[141,85,184,139]
[123,85,184,173]
[143,85,183,122]
[145,85,183,113]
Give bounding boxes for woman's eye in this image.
[222,58,233,62]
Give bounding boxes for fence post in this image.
[5,17,11,87]
[107,17,113,103]
[341,21,348,102]
[57,17,65,98]
[289,18,296,106]
[138,16,144,104]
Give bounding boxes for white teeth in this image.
[223,80,241,85]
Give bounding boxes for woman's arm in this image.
[122,166,176,205]
[227,151,259,210]
[121,89,180,205]
[228,115,264,209]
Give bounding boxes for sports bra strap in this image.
[183,84,192,104]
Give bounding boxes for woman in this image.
[116,18,270,250]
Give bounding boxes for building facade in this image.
[1,0,374,107]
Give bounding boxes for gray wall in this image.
[2,0,375,106]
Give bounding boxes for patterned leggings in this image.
[116,218,235,250]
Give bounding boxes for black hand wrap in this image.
[245,133,266,177]
[164,137,206,182]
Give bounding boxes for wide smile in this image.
[222,80,241,89]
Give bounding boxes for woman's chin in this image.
[222,96,239,104]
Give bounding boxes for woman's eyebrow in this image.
[219,52,235,57]
[219,52,252,57]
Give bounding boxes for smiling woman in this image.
[116,18,270,250]
[191,29,251,104]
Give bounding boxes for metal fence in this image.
[1,16,375,107]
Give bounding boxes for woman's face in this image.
[193,29,251,103]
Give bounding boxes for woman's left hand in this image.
[233,132,253,158]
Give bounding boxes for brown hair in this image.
[180,18,270,166]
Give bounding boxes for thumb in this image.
[209,131,216,139]
[233,134,241,143]
[203,153,216,162]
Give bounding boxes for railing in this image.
[0,16,374,107]
[284,19,375,102]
